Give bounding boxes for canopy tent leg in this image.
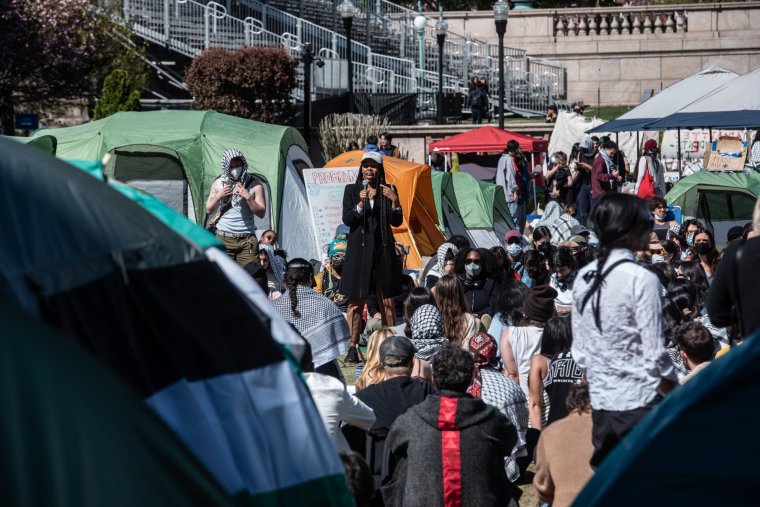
[677,128,682,179]
[531,152,537,214]
[636,131,640,159]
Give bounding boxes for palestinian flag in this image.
[0,138,352,505]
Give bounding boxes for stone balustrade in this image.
[552,8,687,37]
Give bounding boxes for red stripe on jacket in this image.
[438,397,461,507]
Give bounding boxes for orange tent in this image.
[325,151,445,269]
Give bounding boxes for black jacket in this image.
[460,276,498,317]
[382,391,518,507]
[341,183,403,299]
[707,237,760,337]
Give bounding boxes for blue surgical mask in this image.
[506,244,522,257]
[686,233,695,246]
[652,254,666,264]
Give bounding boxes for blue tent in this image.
[574,330,760,506]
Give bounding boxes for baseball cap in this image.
[504,230,522,243]
[727,226,744,242]
[569,234,588,244]
[361,151,382,164]
[380,335,415,367]
[571,224,591,236]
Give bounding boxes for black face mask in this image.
[694,242,711,255]
[537,243,552,257]
[332,257,344,274]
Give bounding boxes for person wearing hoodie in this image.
[425,242,458,289]
[382,343,519,507]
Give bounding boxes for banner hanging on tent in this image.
[303,167,358,258]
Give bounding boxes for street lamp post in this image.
[413,8,426,89]
[493,0,509,129]
[301,43,316,148]
[337,0,355,113]
[435,11,448,125]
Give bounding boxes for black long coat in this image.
[340,183,404,299]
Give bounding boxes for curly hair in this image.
[566,383,591,414]
[453,247,497,279]
[432,343,474,393]
[434,274,471,346]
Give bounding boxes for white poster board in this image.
[302,167,358,258]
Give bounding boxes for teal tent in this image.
[574,330,760,506]
[30,110,320,260]
[0,138,351,506]
[432,171,517,247]
[665,170,760,243]
[0,301,237,507]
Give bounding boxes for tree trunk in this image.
[0,92,15,135]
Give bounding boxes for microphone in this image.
[362,179,369,210]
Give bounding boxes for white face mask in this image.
[465,262,482,277]
[652,254,666,264]
[229,167,244,182]
[653,212,665,221]
[506,243,522,257]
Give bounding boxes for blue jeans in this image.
[508,201,527,233]
[576,183,591,226]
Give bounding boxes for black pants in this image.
[590,396,660,469]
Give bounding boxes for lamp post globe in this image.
[493,0,509,129]
[337,0,356,112]
[435,13,448,125]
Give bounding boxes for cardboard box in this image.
[704,136,747,171]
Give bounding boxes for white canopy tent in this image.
[588,66,739,133]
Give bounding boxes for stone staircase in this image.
[122,0,566,116]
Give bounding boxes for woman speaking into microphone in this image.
[341,151,403,363]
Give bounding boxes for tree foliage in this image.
[93,69,143,120]
[0,0,140,133]
[185,46,297,125]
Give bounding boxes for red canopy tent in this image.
[428,126,548,154]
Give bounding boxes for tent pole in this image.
[677,128,682,180]
[531,152,537,214]
[636,131,640,159]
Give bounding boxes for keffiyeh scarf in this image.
[429,242,458,280]
[272,286,349,367]
[219,148,252,208]
[410,304,448,361]
[600,149,615,174]
[259,243,285,284]
[466,333,499,397]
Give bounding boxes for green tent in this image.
[30,110,320,260]
[665,170,760,244]
[431,171,516,247]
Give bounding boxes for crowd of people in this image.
[207,146,758,506]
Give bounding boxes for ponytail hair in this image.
[580,194,651,329]
[283,258,314,319]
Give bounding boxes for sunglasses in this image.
[361,162,378,168]
[464,259,480,265]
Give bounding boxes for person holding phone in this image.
[205,149,266,266]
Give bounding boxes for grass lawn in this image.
[583,105,636,121]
